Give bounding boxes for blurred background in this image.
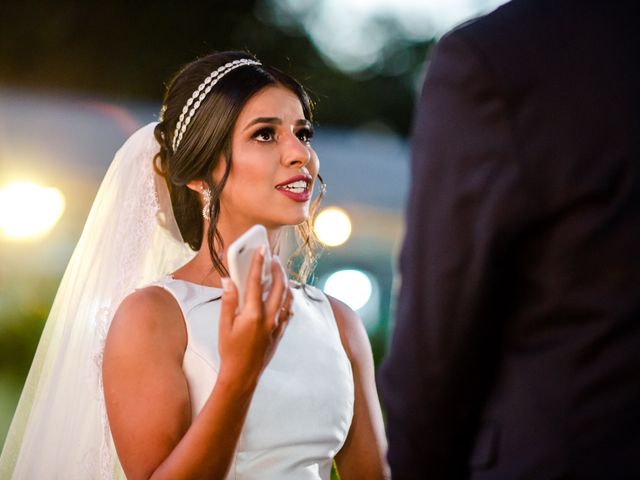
[0,0,508,447]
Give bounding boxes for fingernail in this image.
[258,245,266,257]
[221,277,231,292]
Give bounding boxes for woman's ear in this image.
[186,180,205,193]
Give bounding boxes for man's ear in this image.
[186,180,205,193]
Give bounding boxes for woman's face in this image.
[215,85,319,232]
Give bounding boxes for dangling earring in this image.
[317,174,327,195]
[201,187,212,220]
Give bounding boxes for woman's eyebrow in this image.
[243,117,311,131]
[243,117,281,131]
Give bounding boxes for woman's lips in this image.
[276,188,311,202]
[275,176,312,202]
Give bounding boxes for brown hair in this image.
[154,51,324,283]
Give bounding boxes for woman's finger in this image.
[243,246,267,312]
[219,277,238,334]
[264,256,287,320]
[274,288,293,338]
[278,286,293,322]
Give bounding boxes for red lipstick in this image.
[275,175,312,202]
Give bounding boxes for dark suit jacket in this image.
[380,1,640,478]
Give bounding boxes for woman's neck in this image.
[174,222,283,288]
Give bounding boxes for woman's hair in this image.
[154,51,324,284]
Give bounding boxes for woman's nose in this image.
[281,131,311,167]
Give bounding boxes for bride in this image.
[0,51,388,479]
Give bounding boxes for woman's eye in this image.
[254,128,275,142]
[296,127,314,143]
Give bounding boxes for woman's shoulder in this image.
[117,285,180,322]
[323,294,373,364]
[106,286,186,356]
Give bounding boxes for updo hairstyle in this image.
[154,51,323,283]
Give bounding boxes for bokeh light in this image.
[0,181,66,240]
[323,269,373,311]
[314,207,352,246]
[266,0,510,73]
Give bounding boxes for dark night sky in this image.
[0,0,433,135]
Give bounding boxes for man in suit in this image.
[379,0,640,478]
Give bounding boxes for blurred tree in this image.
[0,272,57,446]
[0,0,433,135]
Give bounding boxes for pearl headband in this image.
[171,58,262,152]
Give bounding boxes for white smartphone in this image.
[227,224,272,311]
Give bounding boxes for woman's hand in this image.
[217,248,292,389]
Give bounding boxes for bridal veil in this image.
[0,122,194,479]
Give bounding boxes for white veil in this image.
[0,122,195,479]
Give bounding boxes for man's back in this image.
[381,1,640,478]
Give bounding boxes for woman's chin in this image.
[263,212,309,229]
[289,211,310,226]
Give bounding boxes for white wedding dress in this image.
[0,123,353,479]
[142,276,355,479]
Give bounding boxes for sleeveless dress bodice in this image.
[153,277,354,480]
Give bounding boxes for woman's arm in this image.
[103,251,291,480]
[328,296,390,480]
